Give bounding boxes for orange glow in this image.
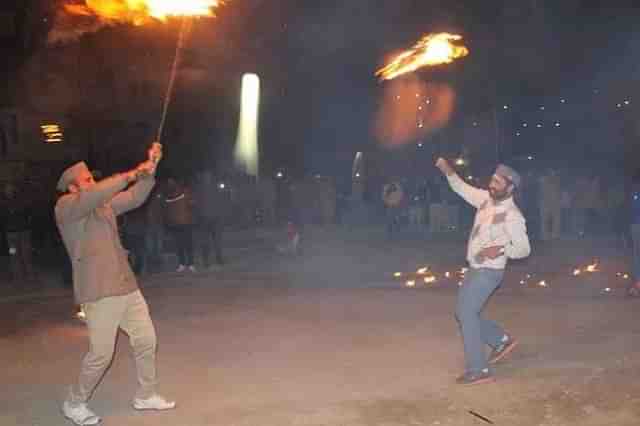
[374,77,455,147]
[376,33,469,81]
[63,0,223,24]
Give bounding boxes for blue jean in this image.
[456,268,506,373]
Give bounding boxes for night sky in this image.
[3,0,640,180]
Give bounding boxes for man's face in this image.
[488,174,513,201]
[69,170,95,193]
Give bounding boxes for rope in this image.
[156,18,192,143]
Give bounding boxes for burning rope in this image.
[156,17,193,143]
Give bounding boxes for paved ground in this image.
[2,226,640,426]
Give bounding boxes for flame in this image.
[424,276,436,284]
[405,280,416,288]
[376,33,469,81]
[394,272,403,278]
[64,0,223,24]
[586,262,598,273]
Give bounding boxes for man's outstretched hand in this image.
[435,157,455,176]
[148,142,163,165]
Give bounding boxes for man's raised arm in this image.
[435,157,488,209]
[55,174,130,224]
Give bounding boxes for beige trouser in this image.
[69,290,158,403]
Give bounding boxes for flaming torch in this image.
[60,0,224,25]
[53,1,228,143]
[376,32,469,81]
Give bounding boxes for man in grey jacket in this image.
[56,143,175,425]
[436,158,531,386]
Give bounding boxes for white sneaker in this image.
[188,265,197,273]
[62,400,102,425]
[176,264,186,273]
[133,394,176,411]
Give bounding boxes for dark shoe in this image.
[489,335,518,364]
[627,283,640,297]
[456,369,495,386]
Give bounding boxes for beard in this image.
[489,187,511,201]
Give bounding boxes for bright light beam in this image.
[234,73,260,177]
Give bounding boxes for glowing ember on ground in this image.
[603,287,612,293]
[417,267,429,274]
[376,32,469,81]
[538,280,548,288]
[445,272,451,278]
[424,276,436,284]
[623,274,630,279]
[405,280,416,288]
[394,272,403,278]
[573,269,581,276]
[520,280,526,285]
[586,262,598,273]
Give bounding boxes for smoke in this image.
[47,3,115,45]
[373,76,455,148]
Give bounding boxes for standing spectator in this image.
[122,201,149,275]
[258,177,277,226]
[382,178,405,239]
[164,177,196,272]
[539,169,562,241]
[0,204,8,281]
[146,186,165,272]
[608,181,626,240]
[195,170,225,269]
[573,175,591,236]
[3,183,36,283]
[560,186,573,236]
[627,175,640,296]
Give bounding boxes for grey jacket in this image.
[55,174,155,304]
